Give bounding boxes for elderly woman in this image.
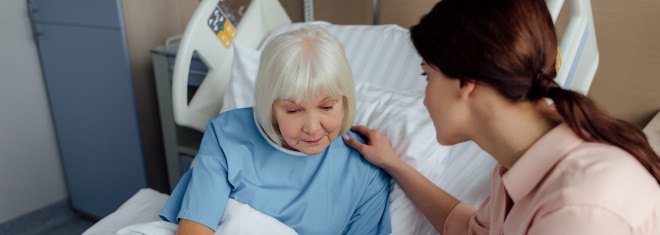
[160,27,392,235]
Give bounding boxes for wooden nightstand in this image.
[643,111,660,155]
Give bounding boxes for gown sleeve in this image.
[342,163,393,235]
[159,120,232,232]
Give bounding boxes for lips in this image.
[302,138,322,144]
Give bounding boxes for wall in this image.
[121,0,199,193]
[0,0,198,224]
[589,0,660,127]
[278,0,435,26]
[0,0,68,224]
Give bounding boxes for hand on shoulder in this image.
[343,125,403,170]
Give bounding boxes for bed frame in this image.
[546,0,599,96]
[170,0,291,133]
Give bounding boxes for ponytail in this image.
[548,87,660,184]
[409,0,660,184]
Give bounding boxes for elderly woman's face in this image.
[272,95,344,155]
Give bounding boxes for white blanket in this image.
[82,188,297,235]
[116,198,297,235]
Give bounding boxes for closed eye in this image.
[421,72,428,81]
[286,109,301,114]
[319,98,338,111]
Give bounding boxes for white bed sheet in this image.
[82,188,169,235]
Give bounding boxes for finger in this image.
[350,125,372,135]
[342,134,365,152]
[350,125,376,140]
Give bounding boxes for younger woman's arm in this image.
[343,126,466,233]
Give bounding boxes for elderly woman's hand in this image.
[343,126,403,170]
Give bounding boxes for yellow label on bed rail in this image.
[217,21,236,48]
[556,48,562,73]
[207,6,236,48]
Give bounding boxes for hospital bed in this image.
[82,0,599,234]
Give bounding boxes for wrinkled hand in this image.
[343,126,402,169]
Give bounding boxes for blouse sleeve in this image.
[159,120,233,232]
[527,205,631,235]
[444,197,492,235]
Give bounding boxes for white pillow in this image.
[221,21,426,113]
[354,84,497,235]
[221,23,496,235]
[220,40,259,113]
[259,22,427,90]
[353,83,451,235]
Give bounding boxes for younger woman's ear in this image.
[458,79,477,99]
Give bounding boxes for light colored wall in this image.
[589,0,660,127]
[0,0,68,224]
[121,0,199,193]
[0,0,198,224]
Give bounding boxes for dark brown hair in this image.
[410,0,660,184]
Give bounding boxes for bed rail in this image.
[547,0,599,95]
[171,0,291,132]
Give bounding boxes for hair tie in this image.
[528,71,559,100]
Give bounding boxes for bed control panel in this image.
[207,5,236,48]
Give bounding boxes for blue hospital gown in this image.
[160,107,392,235]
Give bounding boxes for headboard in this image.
[171,0,600,133]
[171,0,291,132]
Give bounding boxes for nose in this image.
[423,95,429,108]
[423,85,432,108]
[302,112,321,135]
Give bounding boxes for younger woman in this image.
[345,0,660,234]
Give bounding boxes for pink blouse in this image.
[444,123,660,235]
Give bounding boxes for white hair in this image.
[254,26,356,145]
